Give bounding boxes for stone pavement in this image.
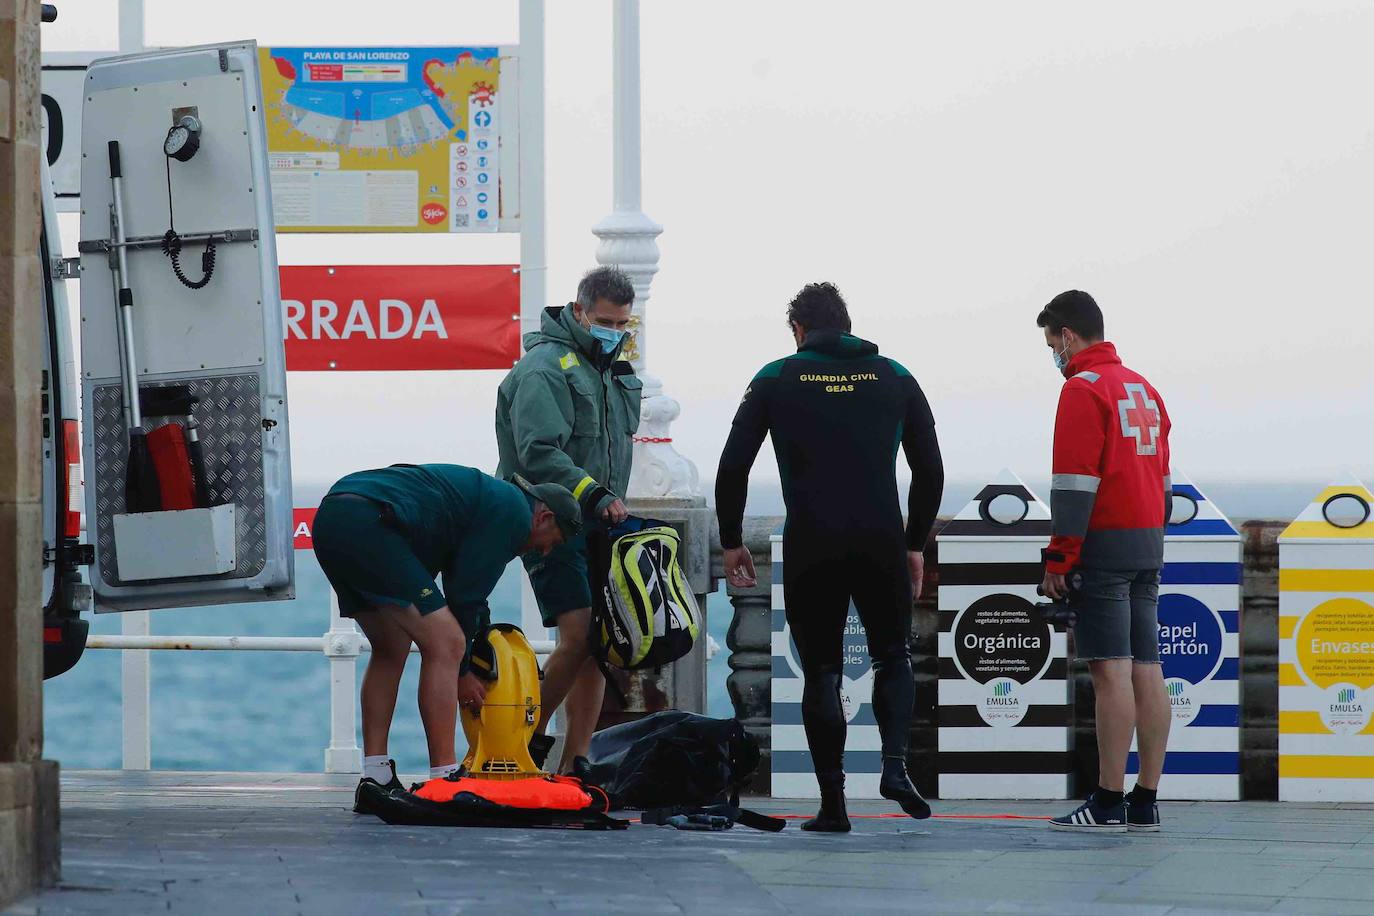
[6,771,1374,915]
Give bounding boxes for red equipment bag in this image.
[372,775,627,830]
[146,423,198,510]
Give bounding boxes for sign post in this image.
[936,470,1072,799]
[1278,477,1374,801]
[1128,472,1242,799]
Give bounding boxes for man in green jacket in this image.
[311,465,582,811]
[496,266,643,775]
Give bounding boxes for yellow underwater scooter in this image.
[460,623,543,779]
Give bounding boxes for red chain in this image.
[633,436,673,443]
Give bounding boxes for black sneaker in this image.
[353,759,405,815]
[1048,793,1127,833]
[529,734,556,770]
[1126,796,1160,832]
[567,756,593,783]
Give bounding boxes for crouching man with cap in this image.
[310,464,582,813]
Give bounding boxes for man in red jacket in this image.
[1037,290,1172,833]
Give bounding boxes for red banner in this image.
[280,265,520,371]
[293,508,317,550]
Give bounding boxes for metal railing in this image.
[86,594,554,774]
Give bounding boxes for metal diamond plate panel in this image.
[93,375,266,586]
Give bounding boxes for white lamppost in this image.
[593,0,699,500]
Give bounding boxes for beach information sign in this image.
[1278,477,1374,802]
[1128,472,1242,800]
[259,46,501,233]
[936,470,1072,799]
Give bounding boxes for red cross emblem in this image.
[1118,384,1160,455]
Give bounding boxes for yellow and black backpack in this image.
[588,518,701,671]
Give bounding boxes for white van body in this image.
[39,149,91,679]
[51,40,296,619]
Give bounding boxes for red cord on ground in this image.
[774,813,1052,821]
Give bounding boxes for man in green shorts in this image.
[310,464,581,810]
[495,266,642,775]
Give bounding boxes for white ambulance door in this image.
[78,42,293,612]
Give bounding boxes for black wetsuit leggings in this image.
[783,531,915,790]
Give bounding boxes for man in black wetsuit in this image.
[716,282,945,832]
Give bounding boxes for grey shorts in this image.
[1071,567,1162,663]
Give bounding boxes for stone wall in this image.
[719,517,1288,799]
[1,0,61,906]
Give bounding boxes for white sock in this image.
[430,763,461,779]
[362,755,393,784]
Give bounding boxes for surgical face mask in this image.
[588,324,627,354]
[1051,340,1071,372]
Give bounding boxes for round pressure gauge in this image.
[164,116,202,162]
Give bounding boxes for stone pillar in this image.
[0,0,61,905]
[1240,520,1282,800]
[908,525,942,798]
[713,517,780,795]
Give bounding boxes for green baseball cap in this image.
[511,475,584,540]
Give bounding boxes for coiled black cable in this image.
[161,229,216,290]
[162,154,215,289]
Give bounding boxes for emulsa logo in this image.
[421,202,448,225]
[979,677,1027,727]
[1330,692,1363,719]
[1164,677,1200,725]
[1320,683,1370,735]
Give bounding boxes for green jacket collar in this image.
[799,329,880,359]
[524,305,622,369]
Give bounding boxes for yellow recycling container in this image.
[1277,477,1374,802]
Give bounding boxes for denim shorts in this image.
[1071,567,1162,663]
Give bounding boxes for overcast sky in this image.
[47,1,1374,514]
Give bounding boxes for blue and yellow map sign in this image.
[259,46,501,233]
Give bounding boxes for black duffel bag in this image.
[585,710,761,810]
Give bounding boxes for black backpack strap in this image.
[594,655,630,708]
[584,523,632,707]
[642,802,785,832]
[728,791,786,832]
[731,807,786,832]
